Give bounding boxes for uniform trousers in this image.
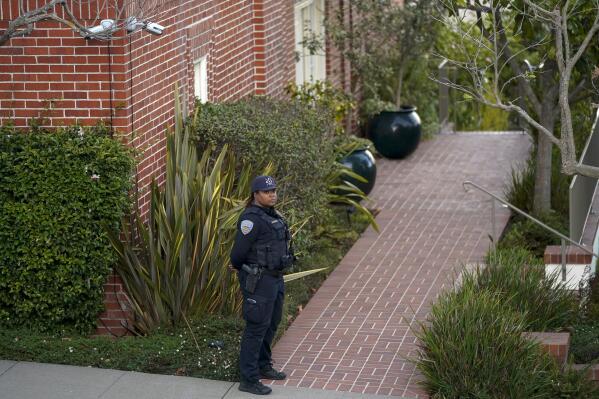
[238,270,285,383]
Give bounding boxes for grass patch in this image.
[0,206,370,381]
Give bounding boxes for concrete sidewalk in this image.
[0,360,414,399]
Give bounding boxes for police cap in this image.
[251,175,277,192]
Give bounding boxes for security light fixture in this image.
[87,19,116,35]
[145,22,165,36]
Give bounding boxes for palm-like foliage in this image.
[326,163,379,232]
[106,97,260,334]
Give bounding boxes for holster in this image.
[241,264,261,294]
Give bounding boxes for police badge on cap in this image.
[251,175,277,192]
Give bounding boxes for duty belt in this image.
[242,264,284,278]
[260,268,284,277]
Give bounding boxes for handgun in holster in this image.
[242,264,261,294]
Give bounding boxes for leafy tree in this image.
[436,0,599,214]
[326,0,439,115]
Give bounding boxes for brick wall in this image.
[0,1,126,129]
[0,0,300,215]
[96,269,135,337]
[1,0,352,335]
[124,0,297,214]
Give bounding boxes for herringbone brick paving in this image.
[271,132,532,398]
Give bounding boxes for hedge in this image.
[0,125,134,333]
[193,96,338,248]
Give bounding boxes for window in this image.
[294,0,326,85]
[193,56,208,103]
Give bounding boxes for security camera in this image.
[87,19,116,35]
[145,22,165,36]
[125,17,144,33]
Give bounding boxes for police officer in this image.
[230,175,295,395]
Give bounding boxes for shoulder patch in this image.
[240,220,254,235]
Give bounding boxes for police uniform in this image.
[230,176,294,395]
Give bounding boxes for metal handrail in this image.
[463,180,599,281]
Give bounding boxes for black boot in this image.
[259,365,286,380]
[238,380,272,395]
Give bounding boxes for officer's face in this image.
[254,189,277,207]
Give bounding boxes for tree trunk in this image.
[532,114,555,215]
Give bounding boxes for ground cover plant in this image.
[416,253,599,397]
[416,278,558,398]
[0,124,133,334]
[0,316,243,381]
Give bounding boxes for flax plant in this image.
[326,164,379,232]
[107,97,259,334]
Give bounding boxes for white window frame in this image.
[193,56,208,103]
[294,0,326,85]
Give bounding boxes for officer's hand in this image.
[227,263,236,271]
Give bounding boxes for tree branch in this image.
[1,0,65,45]
[568,77,591,104]
[494,8,543,116]
[1,0,155,45]
[432,72,561,147]
[573,163,599,179]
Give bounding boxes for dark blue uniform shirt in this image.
[231,205,283,269]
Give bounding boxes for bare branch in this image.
[457,3,493,14]
[568,77,591,104]
[493,8,542,115]
[562,0,572,62]
[432,70,561,147]
[574,163,599,179]
[1,0,161,46]
[1,0,64,45]
[522,0,557,21]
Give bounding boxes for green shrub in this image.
[0,125,134,333]
[285,81,355,134]
[570,322,599,364]
[499,211,568,259]
[481,248,579,331]
[193,96,337,248]
[416,279,557,398]
[580,273,599,321]
[551,365,599,398]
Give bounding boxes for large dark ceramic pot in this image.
[368,106,421,159]
[339,147,377,196]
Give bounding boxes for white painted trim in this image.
[193,56,208,103]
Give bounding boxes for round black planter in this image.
[339,147,377,197]
[368,106,421,159]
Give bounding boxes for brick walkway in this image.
[271,132,531,398]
